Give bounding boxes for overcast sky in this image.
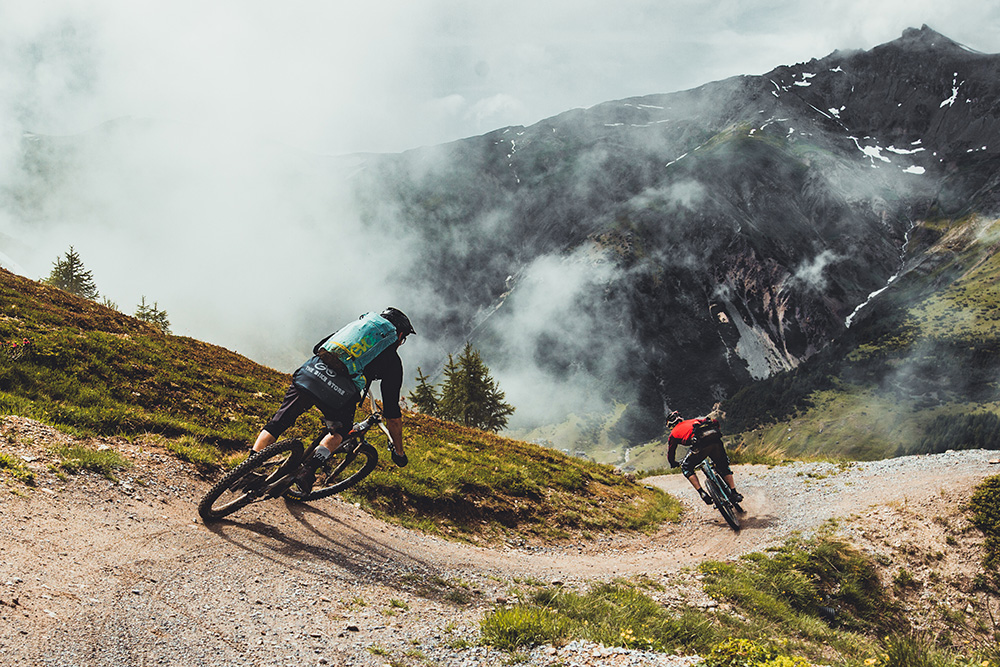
[3,0,1000,156]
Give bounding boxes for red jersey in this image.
[669,419,699,443]
[667,417,722,467]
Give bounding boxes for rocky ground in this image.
[1,415,998,666]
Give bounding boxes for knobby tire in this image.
[703,471,741,532]
[198,439,303,521]
[285,441,378,502]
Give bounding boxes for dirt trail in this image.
[1,416,997,666]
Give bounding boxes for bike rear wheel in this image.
[703,473,741,532]
[285,441,378,502]
[198,439,303,521]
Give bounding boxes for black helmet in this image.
[380,307,416,336]
[665,410,682,428]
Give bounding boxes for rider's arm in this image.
[667,437,679,468]
[364,348,407,463]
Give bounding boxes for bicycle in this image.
[197,408,387,522]
[699,458,745,532]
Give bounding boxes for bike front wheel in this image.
[198,439,303,521]
[703,474,741,532]
[285,441,378,502]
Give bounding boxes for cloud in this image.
[480,246,633,429]
[791,249,842,291]
[3,1,999,158]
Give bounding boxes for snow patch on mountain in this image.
[940,73,964,108]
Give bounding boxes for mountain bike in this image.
[700,458,745,532]
[197,409,386,522]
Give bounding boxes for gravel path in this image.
[1,416,997,666]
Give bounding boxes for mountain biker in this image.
[665,410,744,505]
[249,308,416,495]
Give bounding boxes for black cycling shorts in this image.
[680,437,733,479]
[263,382,356,440]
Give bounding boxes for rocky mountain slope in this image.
[351,25,1000,442]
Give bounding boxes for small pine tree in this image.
[45,246,99,300]
[436,354,464,423]
[437,343,514,433]
[135,296,171,334]
[407,366,440,416]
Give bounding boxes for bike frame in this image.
[699,458,741,531]
[303,414,378,459]
[198,381,391,521]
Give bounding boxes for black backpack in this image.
[692,418,722,444]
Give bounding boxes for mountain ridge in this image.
[347,25,1000,444]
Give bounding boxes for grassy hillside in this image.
[0,268,680,541]
[717,214,1000,462]
[0,268,291,445]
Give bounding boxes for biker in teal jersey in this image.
[249,308,415,494]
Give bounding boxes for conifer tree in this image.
[436,354,464,423]
[45,246,99,300]
[407,366,439,416]
[437,343,514,433]
[135,296,171,334]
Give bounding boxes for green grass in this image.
[162,436,226,471]
[479,532,998,665]
[700,534,902,648]
[52,444,130,480]
[0,450,35,484]
[337,414,684,542]
[481,605,572,650]
[969,475,1000,590]
[0,268,300,447]
[481,579,717,653]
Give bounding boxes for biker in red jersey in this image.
[666,411,743,505]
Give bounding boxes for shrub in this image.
[700,637,811,667]
[480,605,569,650]
[968,475,1000,587]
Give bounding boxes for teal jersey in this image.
[318,312,399,392]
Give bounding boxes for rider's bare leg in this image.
[686,474,704,492]
[253,429,343,455]
[724,473,737,491]
[251,430,276,453]
[316,431,343,454]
